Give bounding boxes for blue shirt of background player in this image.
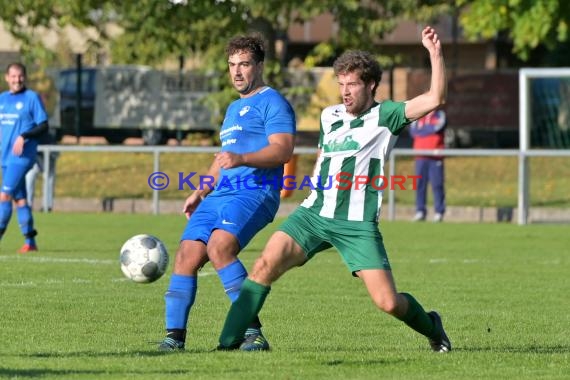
[0,88,48,165]
[217,86,296,193]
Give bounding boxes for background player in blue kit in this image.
[0,63,49,254]
[158,34,296,352]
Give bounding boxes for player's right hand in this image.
[182,192,203,220]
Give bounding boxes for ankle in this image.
[166,329,186,343]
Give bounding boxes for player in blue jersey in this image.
[0,63,49,254]
[158,35,296,352]
[217,26,451,353]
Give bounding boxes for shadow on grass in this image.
[0,368,108,378]
[532,199,570,207]
[21,347,212,358]
[324,358,409,366]
[0,367,192,378]
[454,344,570,354]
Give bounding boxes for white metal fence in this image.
[37,145,317,216]
[388,148,570,225]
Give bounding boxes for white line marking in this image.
[0,255,115,265]
[0,270,218,288]
[429,259,448,264]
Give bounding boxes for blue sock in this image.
[16,205,35,245]
[164,274,197,330]
[0,201,13,236]
[217,260,248,303]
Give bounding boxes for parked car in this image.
[56,66,217,145]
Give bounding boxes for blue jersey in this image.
[217,86,296,194]
[0,88,48,165]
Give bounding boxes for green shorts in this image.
[278,206,391,274]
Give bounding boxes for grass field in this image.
[0,213,568,379]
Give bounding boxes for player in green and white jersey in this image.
[217,26,451,353]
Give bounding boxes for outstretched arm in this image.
[404,26,447,122]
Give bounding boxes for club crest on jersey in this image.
[323,135,360,153]
[239,106,250,116]
[16,102,24,110]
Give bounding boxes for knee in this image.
[206,244,237,267]
[15,199,27,208]
[173,248,193,269]
[206,244,222,261]
[173,247,207,275]
[248,256,274,285]
[373,296,399,316]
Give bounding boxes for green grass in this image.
[40,152,570,207]
[0,213,568,379]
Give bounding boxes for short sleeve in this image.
[31,92,48,125]
[264,93,296,137]
[379,100,409,136]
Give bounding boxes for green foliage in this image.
[1,1,452,71]
[0,214,568,379]
[1,0,454,117]
[109,1,243,65]
[4,0,570,68]
[304,43,336,68]
[458,0,570,60]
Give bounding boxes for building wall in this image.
[287,15,497,70]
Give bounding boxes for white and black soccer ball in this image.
[120,234,169,283]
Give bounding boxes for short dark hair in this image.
[6,62,27,76]
[333,50,383,94]
[226,35,266,63]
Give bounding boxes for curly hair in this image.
[226,34,266,63]
[333,50,382,94]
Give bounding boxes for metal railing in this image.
[37,145,317,216]
[37,144,570,224]
[387,148,570,225]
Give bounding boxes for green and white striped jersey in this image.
[300,100,409,222]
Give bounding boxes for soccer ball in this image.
[120,234,169,283]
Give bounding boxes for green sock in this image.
[398,292,438,339]
[219,279,271,347]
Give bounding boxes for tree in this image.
[103,0,453,120]
[5,1,570,67]
[0,1,453,66]
[1,0,119,67]
[1,1,458,130]
[457,0,570,61]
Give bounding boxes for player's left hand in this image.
[421,26,441,56]
[12,136,25,156]
[215,151,244,169]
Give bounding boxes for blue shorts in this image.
[1,162,33,200]
[181,189,280,250]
